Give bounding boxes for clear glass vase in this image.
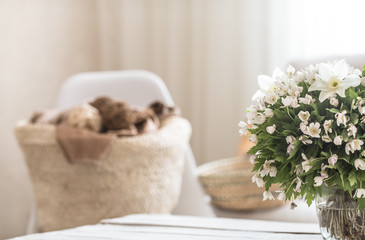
[315,186,365,240]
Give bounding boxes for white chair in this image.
[56,70,214,217]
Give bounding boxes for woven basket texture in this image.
[197,157,284,211]
[14,116,191,232]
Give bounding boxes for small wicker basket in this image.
[197,156,285,211]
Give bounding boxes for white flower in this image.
[287,85,302,97]
[355,189,365,198]
[298,94,314,105]
[249,134,257,143]
[294,179,302,192]
[334,136,343,145]
[247,105,258,122]
[335,110,348,127]
[359,106,365,115]
[314,176,323,187]
[264,92,279,105]
[274,82,287,96]
[322,135,332,143]
[294,164,303,174]
[269,166,277,177]
[263,191,275,201]
[301,160,312,172]
[362,150,365,157]
[286,135,296,144]
[354,68,362,76]
[347,124,357,138]
[277,191,286,201]
[282,96,299,108]
[238,121,248,136]
[254,113,266,125]
[260,160,276,177]
[300,122,309,135]
[355,97,365,109]
[298,111,310,122]
[249,155,257,164]
[329,97,339,107]
[321,171,329,179]
[264,108,274,118]
[299,135,313,145]
[355,159,365,170]
[252,174,264,188]
[287,65,295,75]
[308,59,361,102]
[301,153,313,172]
[252,68,285,101]
[287,144,295,154]
[308,122,321,138]
[328,154,338,166]
[345,139,364,155]
[323,120,333,134]
[266,124,276,134]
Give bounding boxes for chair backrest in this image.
[56,70,215,217]
[57,70,174,110]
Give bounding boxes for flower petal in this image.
[333,59,348,80]
[272,67,285,81]
[341,74,361,88]
[336,87,346,98]
[308,77,327,91]
[318,90,334,102]
[318,63,334,81]
[257,75,274,91]
[252,90,265,101]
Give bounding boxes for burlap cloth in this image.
[14,116,191,232]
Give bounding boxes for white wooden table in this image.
[11,214,322,240]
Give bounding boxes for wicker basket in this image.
[197,156,285,211]
[15,116,191,232]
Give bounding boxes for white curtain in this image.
[96,0,269,164]
[0,0,269,238]
[268,0,365,70]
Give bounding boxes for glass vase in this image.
[315,186,365,240]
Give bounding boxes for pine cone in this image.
[63,104,102,132]
[89,96,114,115]
[102,101,136,130]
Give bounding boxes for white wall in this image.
[0,1,100,238]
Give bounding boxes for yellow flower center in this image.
[329,77,340,89]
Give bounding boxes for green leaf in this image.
[348,171,357,187]
[348,88,358,100]
[350,112,359,125]
[304,191,314,206]
[358,198,365,211]
[327,108,340,114]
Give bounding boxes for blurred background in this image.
[1,0,365,238]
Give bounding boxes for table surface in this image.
[11,214,322,240]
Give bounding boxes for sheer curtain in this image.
[0,0,269,238]
[268,0,365,70]
[96,0,270,164]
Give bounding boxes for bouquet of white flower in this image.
[241,59,365,207]
[241,59,365,239]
